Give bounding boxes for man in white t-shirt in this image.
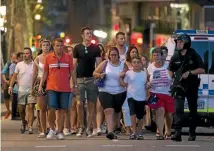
[9,48,36,134]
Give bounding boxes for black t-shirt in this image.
[73,43,101,78]
[168,48,204,84]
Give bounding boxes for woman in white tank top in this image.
[32,39,51,138]
[93,47,127,140]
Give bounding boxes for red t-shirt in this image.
[44,52,73,92]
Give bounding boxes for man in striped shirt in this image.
[39,38,77,140]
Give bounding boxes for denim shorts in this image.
[68,93,74,108]
[47,91,70,109]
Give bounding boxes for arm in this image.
[190,53,205,75]
[96,57,102,67]
[8,73,18,95]
[69,55,77,88]
[32,57,39,87]
[95,46,102,66]
[119,77,127,87]
[1,63,9,84]
[93,60,107,78]
[39,56,48,92]
[9,64,15,80]
[120,72,128,87]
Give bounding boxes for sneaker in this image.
[38,133,46,138]
[137,134,144,140]
[97,128,102,136]
[28,127,33,134]
[76,128,83,137]
[86,129,92,138]
[63,128,71,136]
[57,133,65,140]
[92,129,97,136]
[129,134,137,140]
[20,124,26,134]
[106,132,117,140]
[47,130,56,139]
[101,125,107,134]
[70,127,77,134]
[114,128,121,135]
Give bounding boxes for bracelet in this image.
[74,85,78,88]
[8,86,12,89]
[189,70,192,75]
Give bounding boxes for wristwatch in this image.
[189,70,192,75]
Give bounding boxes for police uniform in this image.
[168,34,204,141]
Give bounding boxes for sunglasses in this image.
[85,47,88,54]
[132,61,141,64]
[57,60,60,69]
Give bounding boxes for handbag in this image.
[32,76,46,97]
[95,61,108,87]
[147,93,159,110]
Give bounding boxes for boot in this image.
[171,130,182,142]
[188,131,196,141]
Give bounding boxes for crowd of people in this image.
[1,27,204,141]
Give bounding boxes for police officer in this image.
[168,33,205,141]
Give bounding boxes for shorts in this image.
[3,88,10,100]
[99,91,126,113]
[47,90,70,109]
[150,92,175,113]
[18,92,36,105]
[127,98,146,120]
[68,93,74,108]
[77,77,98,103]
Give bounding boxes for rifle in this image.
[171,57,187,98]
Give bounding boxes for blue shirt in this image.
[9,63,18,93]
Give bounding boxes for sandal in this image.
[165,133,171,140]
[156,133,164,140]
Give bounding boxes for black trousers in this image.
[174,86,198,133]
[11,93,19,118]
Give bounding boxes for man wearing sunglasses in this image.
[39,38,77,140]
[73,27,102,138]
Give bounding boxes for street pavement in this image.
[1,104,214,151]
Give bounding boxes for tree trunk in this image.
[24,0,33,47]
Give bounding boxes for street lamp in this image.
[34,14,41,20]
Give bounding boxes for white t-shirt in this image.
[124,70,147,101]
[15,61,34,92]
[147,63,172,95]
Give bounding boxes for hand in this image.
[74,87,79,95]
[181,71,190,80]
[99,73,106,79]
[119,72,126,78]
[146,82,151,89]
[8,87,12,95]
[38,84,44,95]
[6,80,10,85]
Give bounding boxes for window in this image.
[209,42,214,74]
[191,41,209,73]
